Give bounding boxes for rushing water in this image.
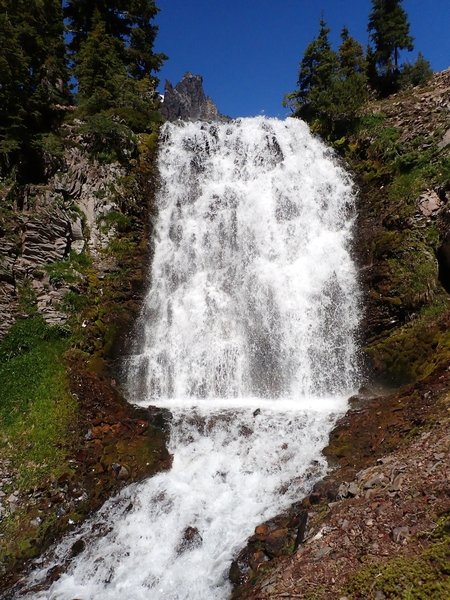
[16,117,359,599]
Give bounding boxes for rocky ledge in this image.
[1,364,172,596]
[231,369,449,599]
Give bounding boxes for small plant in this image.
[97,210,133,234]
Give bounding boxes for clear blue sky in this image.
[154,0,450,118]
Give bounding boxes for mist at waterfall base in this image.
[18,117,359,600]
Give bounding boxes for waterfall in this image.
[128,117,358,400]
[16,117,359,600]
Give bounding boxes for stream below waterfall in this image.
[14,117,359,599]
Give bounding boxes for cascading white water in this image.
[129,117,358,401]
[16,117,359,600]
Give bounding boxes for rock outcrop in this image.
[161,72,228,122]
[0,143,127,339]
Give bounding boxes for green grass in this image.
[44,250,91,287]
[0,317,76,489]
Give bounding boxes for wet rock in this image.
[308,492,321,504]
[229,558,249,587]
[70,538,85,557]
[239,425,253,437]
[294,511,308,550]
[264,528,289,558]
[147,406,173,431]
[248,550,268,571]
[117,466,130,481]
[177,526,202,553]
[255,524,269,536]
[46,564,65,583]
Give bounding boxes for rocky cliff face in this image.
[355,68,450,384]
[161,72,228,122]
[0,145,126,339]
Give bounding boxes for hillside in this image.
[230,69,450,599]
[0,127,171,586]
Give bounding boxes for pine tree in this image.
[399,52,433,88]
[65,0,166,80]
[324,27,368,133]
[75,14,128,116]
[368,0,414,93]
[0,6,28,160]
[0,0,68,177]
[286,22,367,135]
[74,11,163,161]
[126,0,166,79]
[339,27,367,79]
[291,18,339,123]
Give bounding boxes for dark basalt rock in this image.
[161,72,229,122]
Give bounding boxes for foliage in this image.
[399,53,433,89]
[0,0,69,179]
[346,515,450,599]
[287,21,368,137]
[75,15,129,116]
[72,9,164,161]
[287,19,338,122]
[368,0,414,94]
[45,259,82,287]
[78,112,136,163]
[64,0,167,78]
[0,0,166,177]
[0,317,75,487]
[98,210,133,234]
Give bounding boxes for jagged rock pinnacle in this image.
[161,72,229,122]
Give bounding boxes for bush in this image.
[79,112,136,163]
[399,53,433,89]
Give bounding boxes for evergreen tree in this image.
[325,27,368,132]
[75,14,128,116]
[339,27,367,78]
[74,10,163,161]
[0,0,68,177]
[127,0,166,79]
[0,7,28,160]
[65,0,166,80]
[289,18,339,123]
[368,0,414,93]
[286,22,367,135]
[399,52,433,88]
